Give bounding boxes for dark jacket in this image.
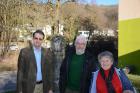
[16,45,53,93]
[59,46,97,93]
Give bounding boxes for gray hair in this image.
[75,35,87,45]
[98,51,114,63]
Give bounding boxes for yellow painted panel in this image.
[119,18,140,56]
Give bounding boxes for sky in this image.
[38,0,118,5]
[77,0,118,5]
[96,0,118,5]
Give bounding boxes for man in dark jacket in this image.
[59,35,97,93]
[16,30,53,93]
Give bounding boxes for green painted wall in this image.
[119,18,140,74]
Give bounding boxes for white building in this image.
[78,30,90,40]
[43,24,64,36]
[43,25,52,36]
[58,24,64,36]
[93,29,115,37]
[107,29,115,36]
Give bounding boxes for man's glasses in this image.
[33,37,43,41]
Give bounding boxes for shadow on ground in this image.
[119,49,140,75]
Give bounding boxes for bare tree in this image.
[104,6,118,30]
[0,0,24,58]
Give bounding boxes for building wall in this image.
[119,0,140,20]
[119,0,140,74]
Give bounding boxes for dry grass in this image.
[127,74,140,92]
[0,42,35,72]
[0,51,19,72]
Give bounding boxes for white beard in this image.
[76,49,85,55]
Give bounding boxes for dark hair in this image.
[33,29,45,39]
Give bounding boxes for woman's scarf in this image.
[100,66,116,93]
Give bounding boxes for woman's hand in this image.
[123,90,133,93]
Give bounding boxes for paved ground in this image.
[0,71,16,93]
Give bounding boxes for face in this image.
[99,56,113,70]
[75,41,86,55]
[33,33,44,48]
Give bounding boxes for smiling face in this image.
[75,35,87,55]
[99,56,113,70]
[75,41,87,55]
